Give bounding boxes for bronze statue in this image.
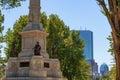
[33,42,41,55]
[11,43,16,57]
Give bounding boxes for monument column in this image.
[29,0,40,25]
[19,0,48,58]
[23,0,43,31]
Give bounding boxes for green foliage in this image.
[0,0,26,9]
[100,75,110,80]
[109,65,116,80]
[100,70,113,80]
[0,57,6,78]
[0,10,4,54]
[46,14,70,58]
[118,0,120,7]
[4,13,90,80]
[46,14,90,80]
[4,15,28,59]
[41,14,90,79]
[41,12,48,30]
[107,35,114,55]
[60,30,90,80]
[101,10,109,16]
[0,10,4,41]
[106,35,116,79]
[0,9,5,78]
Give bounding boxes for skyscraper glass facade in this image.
[79,30,99,79]
[79,30,93,61]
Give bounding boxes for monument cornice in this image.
[20,30,48,37]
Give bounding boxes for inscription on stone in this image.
[44,62,49,68]
[20,62,30,67]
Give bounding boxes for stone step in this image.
[3,77,63,80]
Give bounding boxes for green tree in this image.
[0,0,26,9]
[0,57,6,78]
[110,65,116,80]
[70,31,90,80]
[0,0,26,56]
[100,75,110,80]
[4,15,28,59]
[0,10,6,78]
[0,10,4,54]
[59,30,90,80]
[97,0,120,80]
[46,14,90,79]
[106,35,115,80]
[41,12,48,30]
[46,14,70,58]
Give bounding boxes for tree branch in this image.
[108,0,114,12]
[97,0,117,35]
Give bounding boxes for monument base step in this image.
[3,77,64,80]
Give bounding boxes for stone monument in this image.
[3,0,67,80]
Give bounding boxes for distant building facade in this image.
[79,30,99,79]
[79,30,93,61]
[100,63,109,76]
[93,60,99,79]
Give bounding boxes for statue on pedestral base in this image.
[11,43,17,57]
[33,42,41,55]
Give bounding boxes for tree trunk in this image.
[112,32,120,80]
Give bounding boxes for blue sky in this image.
[2,0,113,70]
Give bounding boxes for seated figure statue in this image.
[33,42,41,55]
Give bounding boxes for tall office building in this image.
[79,30,93,61]
[93,61,99,79]
[79,30,99,79]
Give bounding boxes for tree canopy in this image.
[0,9,5,78]
[0,0,26,9]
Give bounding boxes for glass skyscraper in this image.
[79,30,93,61]
[79,30,99,79]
